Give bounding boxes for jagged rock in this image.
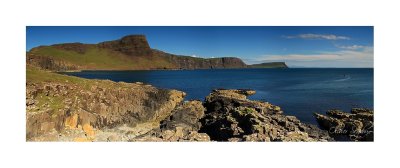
[314,108,374,141]
[160,100,205,131]
[131,100,210,142]
[199,89,333,142]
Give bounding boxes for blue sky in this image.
[26,26,373,67]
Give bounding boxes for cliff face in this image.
[26,52,80,71]
[152,49,247,69]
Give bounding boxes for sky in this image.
[26,26,373,67]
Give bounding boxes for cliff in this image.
[27,35,272,71]
[152,49,247,69]
[248,62,288,68]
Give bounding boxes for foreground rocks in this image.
[130,100,210,141]
[26,68,335,142]
[199,89,333,141]
[314,108,374,141]
[27,80,335,142]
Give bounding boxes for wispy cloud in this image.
[248,46,373,67]
[335,44,367,50]
[283,33,350,40]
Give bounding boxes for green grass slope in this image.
[28,45,177,70]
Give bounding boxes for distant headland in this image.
[26,35,288,71]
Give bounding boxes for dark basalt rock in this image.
[132,100,210,142]
[314,108,374,141]
[199,89,333,141]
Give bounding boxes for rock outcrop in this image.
[199,89,333,141]
[130,100,210,141]
[98,35,153,57]
[314,108,374,141]
[26,79,185,141]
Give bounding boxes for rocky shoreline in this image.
[26,68,373,142]
[314,108,374,141]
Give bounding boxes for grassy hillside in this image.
[29,45,177,70]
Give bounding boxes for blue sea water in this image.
[63,68,373,125]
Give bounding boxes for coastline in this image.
[27,67,373,141]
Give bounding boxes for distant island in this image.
[248,62,288,68]
[26,35,288,71]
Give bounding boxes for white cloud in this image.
[283,33,350,40]
[250,46,373,67]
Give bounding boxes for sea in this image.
[62,68,374,125]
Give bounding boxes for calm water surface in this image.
[63,68,373,125]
